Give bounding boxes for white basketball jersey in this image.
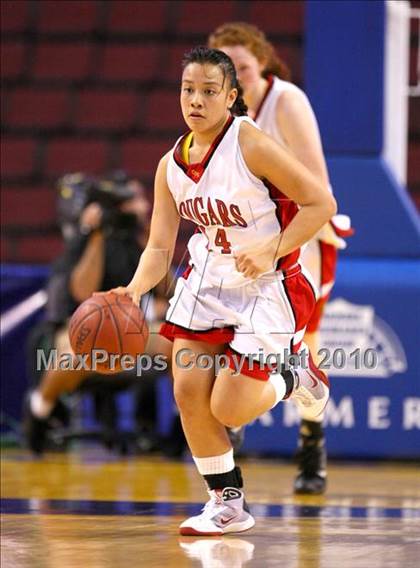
[166,115,299,288]
[256,76,347,257]
[255,75,309,146]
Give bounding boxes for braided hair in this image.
[182,46,248,117]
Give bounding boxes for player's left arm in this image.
[238,122,336,277]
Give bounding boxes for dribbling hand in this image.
[94,286,142,307]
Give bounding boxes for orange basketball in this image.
[68,292,149,374]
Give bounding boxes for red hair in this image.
[208,22,291,81]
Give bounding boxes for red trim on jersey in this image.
[160,322,234,344]
[173,115,234,183]
[254,75,275,122]
[181,264,193,280]
[264,179,300,270]
[226,348,272,381]
[282,272,316,335]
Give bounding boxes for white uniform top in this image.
[166,115,299,288]
[254,75,307,146]
[255,75,351,253]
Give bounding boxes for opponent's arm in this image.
[113,153,180,305]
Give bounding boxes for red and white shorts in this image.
[300,239,338,333]
[160,264,316,381]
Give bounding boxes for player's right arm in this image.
[112,152,180,305]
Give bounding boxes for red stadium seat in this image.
[1,43,26,79]
[408,146,420,186]
[409,98,420,135]
[6,88,70,128]
[121,138,170,179]
[175,1,236,34]
[32,43,92,81]
[1,0,29,33]
[107,1,168,33]
[1,137,36,178]
[46,138,109,176]
[1,187,56,227]
[75,90,138,130]
[164,43,192,83]
[99,44,160,82]
[410,46,418,93]
[0,237,11,263]
[273,44,303,85]
[248,1,304,34]
[15,234,64,263]
[37,0,100,33]
[146,89,184,131]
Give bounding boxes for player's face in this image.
[219,45,264,94]
[181,63,237,133]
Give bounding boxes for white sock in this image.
[193,448,235,475]
[268,371,289,408]
[30,391,54,419]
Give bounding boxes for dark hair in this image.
[182,46,248,117]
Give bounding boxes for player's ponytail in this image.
[230,85,248,117]
[182,46,248,117]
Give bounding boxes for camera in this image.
[57,171,137,239]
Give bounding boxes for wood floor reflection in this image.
[2,449,420,568]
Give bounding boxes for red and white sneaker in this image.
[290,365,330,421]
[179,487,255,536]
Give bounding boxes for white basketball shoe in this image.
[290,365,330,421]
[179,487,255,536]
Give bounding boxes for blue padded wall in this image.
[305,0,385,155]
[305,0,420,257]
[328,157,420,257]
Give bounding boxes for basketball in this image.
[68,292,149,374]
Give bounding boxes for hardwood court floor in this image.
[1,449,419,568]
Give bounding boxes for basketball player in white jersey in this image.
[210,22,353,495]
[110,46,336,535]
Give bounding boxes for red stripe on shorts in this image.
[226,348,272,381]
